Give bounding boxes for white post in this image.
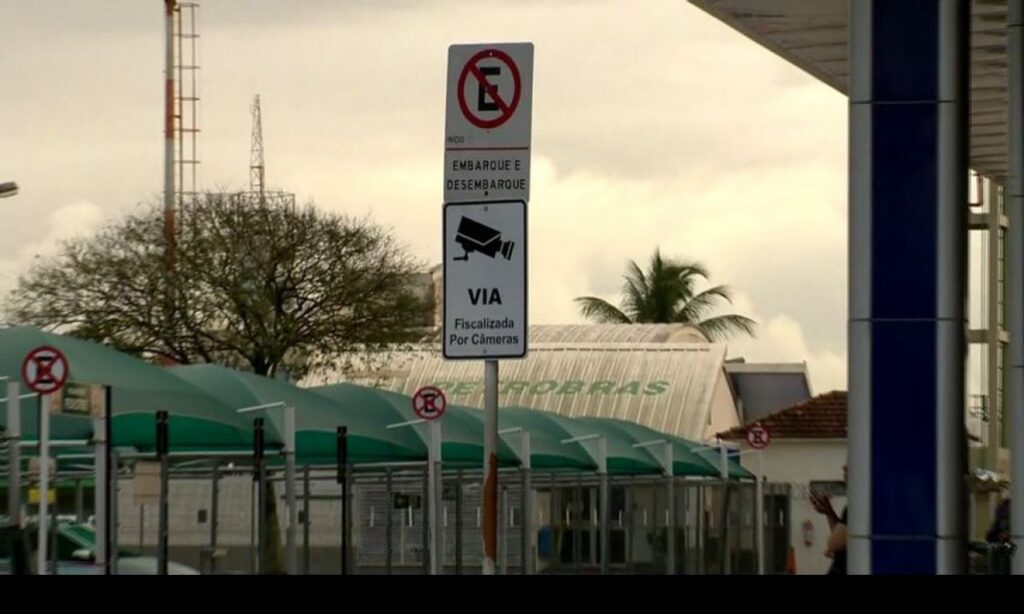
[37,394,50,575]
[756,450,765,576]
[428,419,443,575]
[6,382,21,527]
[283,405,297,575]
[719,442,728,480]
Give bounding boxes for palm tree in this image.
[575,249,757,341]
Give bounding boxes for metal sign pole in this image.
[422,466,430,575]
[104,383,113,572]
[6,382,21,528]
[336,426,349,575]
[444,42,532,575]
[756,450,765,575]
[37,393,50,575]
[284,406,297,575]
[428,419,443,574]
[50,486,57,575]
[253,417,266,575]
[156,410,169,576]
[483,359,499,575]
[93,387,109,574]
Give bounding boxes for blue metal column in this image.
[848,0,969,575]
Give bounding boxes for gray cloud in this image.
[0,0,850,391]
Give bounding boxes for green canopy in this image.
[574,417,722,477]
[502,409,663,475]
[0,327,254,451]
[0,328,755,478]
[369,389,519,468]
[694,445,754,480]
[486,407,597,471]
[174,366,426,465]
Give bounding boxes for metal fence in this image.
[3,460,799,575]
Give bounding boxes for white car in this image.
[1,522,200,575]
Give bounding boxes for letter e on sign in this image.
[413,386,447,421]
[746,424,771,450]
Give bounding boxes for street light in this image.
[0,182,18,198]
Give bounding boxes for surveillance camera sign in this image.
[443,200,527,359]
[445,43,533,203]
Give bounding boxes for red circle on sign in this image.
[21,345,69,395]
[746,424,770,450]
[412,386,447,421]
[457,48,522,130]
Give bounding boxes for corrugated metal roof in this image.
[380,341,728,442]
[528,324,709,344]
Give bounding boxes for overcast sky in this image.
[0,0,849,392]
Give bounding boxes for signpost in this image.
[22,346,69,396]
[746,424,771,576]
[337,426,350,575]
[22,345,69,575]
[412,386,446,575]
[444,41,534,576]
[445,43,533,204]
[412,386,448,421]
[746,424,771,450]
[46,378,109,573]
[156,410,170,576]
[443,201,527,360]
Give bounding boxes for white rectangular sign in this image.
[444,43,533,203]
[443,200,527,359]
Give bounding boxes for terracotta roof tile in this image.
[718,390,847,441]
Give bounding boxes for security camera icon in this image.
[453,216,515,262]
